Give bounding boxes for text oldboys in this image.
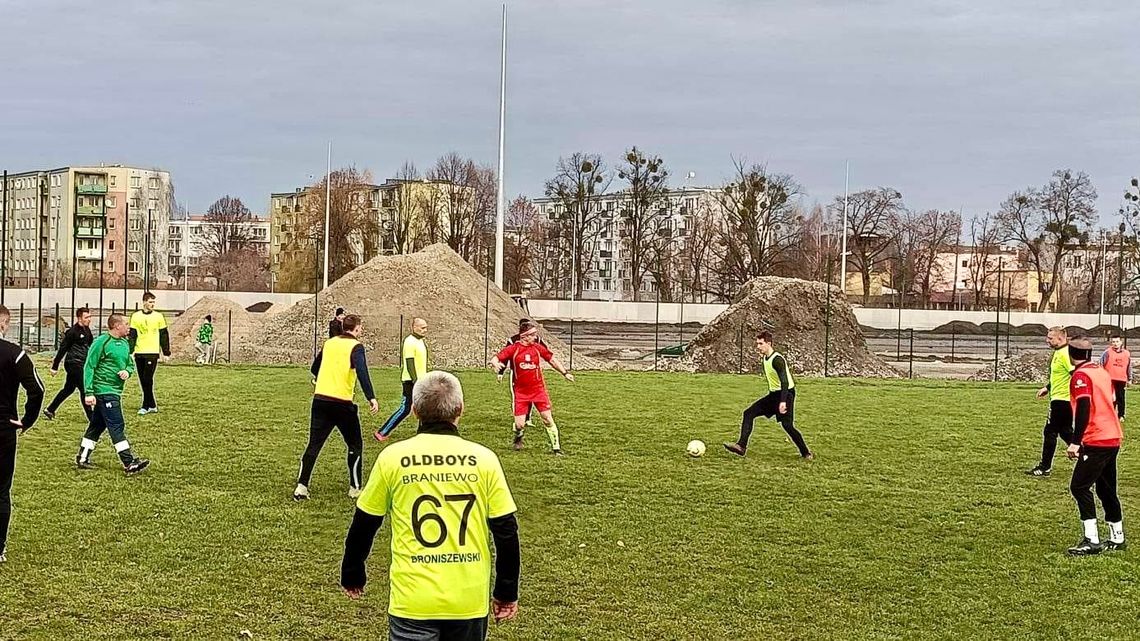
[400,453,480,485]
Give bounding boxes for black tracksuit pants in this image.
[47,363,93,421]
[298,398,364,490]
[1070,445,1122,523]
[135,354,159,411]
[738,389,811,457]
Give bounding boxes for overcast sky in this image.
[2,0,1138,224]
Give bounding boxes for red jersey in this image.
[1070,362,1123,447]
[496,341,553,395]
[1101,348,1132,382]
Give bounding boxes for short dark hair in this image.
[756,330,774,343]
[76,306,91,319]
[1110,333,1123,340]
[335,307,345,316]
[518,317,532,331]
[205,315,212,322]
[142,292,156,302]
[342,314,362,333]
[107,314,126,330]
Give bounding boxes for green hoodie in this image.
[84,332,136,396]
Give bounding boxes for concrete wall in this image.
[0,287,309,313]
[526,298,1131,331]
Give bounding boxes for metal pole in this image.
[312,273,319,360]
[484,247,491,366]
[399,314,404,363]
[908,328,914,379]
[1,170,6,305]
[569,212,576,371]
[994,258,1002,382]
[37,175,43,345]
[896,291,902,362]
[1100,230,1107,324]
[654,279,660,372]
[824,259,832,377]
[678,276,684,345]
[99,211,105,332]
[228,309,232,363]
[493,3,507,289]
[1118,223,1125,330]
[323,142,331,290]
[71,223,77,314]
[54,302,59,350]
[123,203,128,310]
[144,209,152,291]
[1005,279,1012,357]
[737,323,744,374]
[839,160,849,297]
[950,322,956,363]
[18,303,23,348]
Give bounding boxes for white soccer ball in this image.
[686,440,706,458]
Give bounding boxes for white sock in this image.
[1108,521,1125,543]
[1083,519,1100,543]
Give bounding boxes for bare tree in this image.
[682,198,720,302]
[996,169,1097,312]
[543,153,611,298]
[710,160,802,299]
[906,209,962,307]
[613,146,670,301]
[197,195,257,289]
[965,213,1002,309]
[298,166,380,285]
[831,187,905,304]
[504,195,539,294]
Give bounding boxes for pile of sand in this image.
[683,276,899,377]
[239,244,601,369]
[969,351,1047,382]
[167,296,259,363]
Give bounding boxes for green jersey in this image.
[84,333,135,396]
[1049,346,1074,401]
[197,322,214,344]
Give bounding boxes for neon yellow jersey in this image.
[356,430,517,620]
[1050,346,1074,401]
[314,337,359,402]
[401,335,428,382]
[129,310,167,354]
[763,352,795,393]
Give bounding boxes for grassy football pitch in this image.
[2,365,1138,640]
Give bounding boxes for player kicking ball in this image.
[492,322,573,455]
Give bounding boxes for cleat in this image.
[723,442,746,457]
[137,409,149,416]
[373,431,389,443]
[75,456,96,470]
[1025,466,1051,477]
[0,547,6,563]
[293,484,310,501]
[803,453,815,461]
[1104,540,1128,552]
[124,458,150,475]
[348,487,362,499]
[552,449,563,457]
[148,407,159,414]
[1067,537,1103,556]
[525,419,535,428]
[512,430,525,451]
[42,409,55,420]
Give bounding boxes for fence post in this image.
[399,315,404,364]
[654,286,660,372]
[823,263,832,378]
[908,328,914,379]
[737,323,744,374]
[54,302,60,350]
[483,252,491,367]
[569,316,575,372]
[896,294,902,362]
[228,309,233,363]
[18,303,24,349]
[950,322,956,363]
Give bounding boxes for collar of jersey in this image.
[417,421,460,436]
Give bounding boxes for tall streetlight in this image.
[838,161,850,296]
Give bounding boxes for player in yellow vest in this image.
[294,315,379,501]
[375,317,429,442]
[341,370,521,640]
[128,292,170,415]
[1027,326,1075,477]
[724,330,813,460]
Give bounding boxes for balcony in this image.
[76,227,106,239]
[77,183,108,195]
[77,248,103,261]
[76,204,105,215]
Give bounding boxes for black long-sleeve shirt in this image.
[329,319,343,339]
[52,323,93,370]
[0,340,44,428]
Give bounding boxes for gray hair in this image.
[412,371,464,423]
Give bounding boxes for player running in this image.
[75,314,150,474]
[1027,326,1075,477]
[1063,337,1126,556]
[341,371,521,639]
[128,292,170,415]
[724,331,813,460]
[374,318,428,442]
[44,306,94,422]
[295,314,378,501]
[1100,334,1131,420]
[492,321,573,454]
[0,304,46,564]
[502,318,545,429]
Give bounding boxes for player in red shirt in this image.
[492,322,574,455]
[1065,337,1126,556]
[1099,334,1131,420]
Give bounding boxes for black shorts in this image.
[1047,399,1073,433]
[755,389,796,419]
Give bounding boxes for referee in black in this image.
[44,306,94,421]
[0,304,46,563]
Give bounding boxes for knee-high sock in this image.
[544,422,561,451]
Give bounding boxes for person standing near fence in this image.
[374,318,428,443]
[1027,326,1075,477]
[195,315,214,365]
[1100,334,1131,421]
[295,314,379,501]
[723,331,813,460]
[75,314,150,474]
[129,292,170,415]
[0,304,46,563]
[329,307,345,339]
[44,306,93,421]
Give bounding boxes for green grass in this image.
[2,365,1139,640]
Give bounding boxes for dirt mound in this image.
[241,244,602,369]
[245,301,273,313]
[969,350,1048,382]
[685,276,899,377]
[167,296,258,362]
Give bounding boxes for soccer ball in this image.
[686,440,706,458]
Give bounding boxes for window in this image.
[188,256,199,267]
[130,176,141,188]
[109,240,115,251]
[961,260,968,268]
[109,175,117,187]
[129,241,139,252]
[129,219,141,231]
[107,218,115,230]
[148,177,159,189]
[106,196,117,208]
[107,261,115,271]
[131,197,141,209]
[148,198,158,211]
[128,260,139,273]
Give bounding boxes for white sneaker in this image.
[0,546,6,562]
[348,487,362,499]
[137,408,149,416]
[149,407,159,414]
[293,484,310,501]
